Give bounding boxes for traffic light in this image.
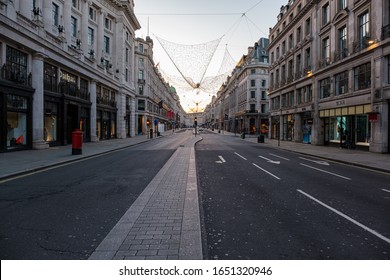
[194,117,197,126]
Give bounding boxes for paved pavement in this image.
[1,128,389,260]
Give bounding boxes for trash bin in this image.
[241,132,245,139]
[150,129,153,139]
[258,135,265,143]
[72,129,83,155]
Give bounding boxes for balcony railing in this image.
[58,82,90,101]
[1,64,32,87]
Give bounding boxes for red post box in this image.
[72,129,83,155]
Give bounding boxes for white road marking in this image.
[297,189,390,244]
[252,163,281,180]
[259,156,280,164]
[299,157,330,166]
[234,152,247,161]
[269,153,290,161]
[381,189,390,193]
[218,155,226,163]
[300,163,351,180]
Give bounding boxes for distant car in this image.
[198,128,203,132]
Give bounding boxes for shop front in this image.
[321,105,371,150]
[0,89,33,152]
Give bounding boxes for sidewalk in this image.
[209,129,390,173]
[0,132,174,180]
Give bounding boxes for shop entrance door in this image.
[66,104,79,144]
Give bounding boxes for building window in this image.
[138,58,144,67]
[138,43,144,53]
[250,69,256,74]
[72,0,78,9]
[88,27,94,47]
[296,54,302,77]
[354,62,371,90]
[138,70,144,80]
[305,17,311,35]
[250,104,256,112]
[251,91,256,98]
[358,11,370,50]
[322,37,330,66]
[44,63,58,92]
[335,71,348,96]
[289,33,294,49]
[297,26,302,43]
[89,7,96,21]
[52,3,59,26]
[105,17,112,30]
[139,85,144,95]
[282,41,286,54]
[250,80,256,87]
[261,91,266,100]
[5,46,28,85]
[322,3,330,26]
[305,47,311,70]
[125,69,129,82]
[103,36,110,54]
[338,0,347,11]
[70,16,77,37]
[319,77,331,99]
[338,26,347,60]
[262,80,266,87]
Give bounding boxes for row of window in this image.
[270,85,313,110]
[319,62,371,99]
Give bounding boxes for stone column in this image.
[19,0,32,19]
[81,0,89,55]
[90,80,98,142]
[97,9,104,62]
[63,0,71,44]
[130,97,136,137]
[32,52,49,149]
[117,91,126,139]
[293,113,302,142]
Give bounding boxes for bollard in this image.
[72,129,83,155]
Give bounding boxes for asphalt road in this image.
[196,131,390,259]
[0,132,191,260]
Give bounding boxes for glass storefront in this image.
[6,94,28,150]
[324,115,370,147]
[44,101,58,143]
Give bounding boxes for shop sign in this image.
[59,70,77,84]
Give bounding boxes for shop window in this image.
[354,62,371,90]
[335,71,348,95]
[320,78,331,99]
[44,101,58,142]
[6,94,28,150]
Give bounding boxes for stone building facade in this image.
[268,0,390,153]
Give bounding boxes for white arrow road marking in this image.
[215,161,223,164]
[382,189,390,193]
[259,156,280,164]
[218,155,226,163]
[269,153,290,161]
[234,152,247,161]
[297,189,390,244]
[300,163,351,180]
[299,157,330,165]
[252,163,281,180]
